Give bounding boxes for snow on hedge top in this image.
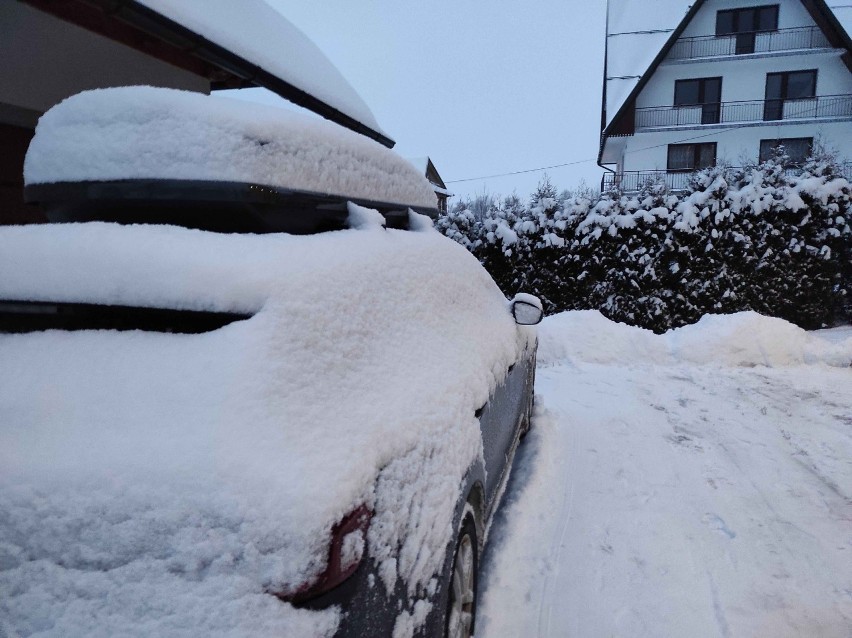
[136,0,386,140]
[0,223,530,636]
[538,310,852,368]
[24,87,437,209]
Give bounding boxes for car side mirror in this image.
[511,294,543,325]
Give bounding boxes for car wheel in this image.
[445,514,478,638]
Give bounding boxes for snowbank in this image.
[538,310,852,368]
[0,223,531,636]
[24,87,436,209]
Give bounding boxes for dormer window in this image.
[716,5,779,53]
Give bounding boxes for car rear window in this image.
[0,301,251,334]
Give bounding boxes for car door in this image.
[477,347,534,504]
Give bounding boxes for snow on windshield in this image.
[24,87,436,210]
[0,223,532,636]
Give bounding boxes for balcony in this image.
[668,26,831,61]
[634,94,852,130]
[601,162,852,193]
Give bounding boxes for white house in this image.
[599,0,852,192]
[406,157,453,213]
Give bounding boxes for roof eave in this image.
[22,0,396,148]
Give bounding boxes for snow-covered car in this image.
[0,88,542,638]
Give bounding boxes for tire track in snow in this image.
[480,359,852,637]
[537,400,579,638]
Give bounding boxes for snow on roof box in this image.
[23,87,438,226]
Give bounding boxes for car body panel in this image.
[0,221,538,637]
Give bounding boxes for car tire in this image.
[444,513,478,638]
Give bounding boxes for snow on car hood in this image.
[23,87,436,209]
[0,222,531,636]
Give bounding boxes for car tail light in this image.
[283,504,372,604]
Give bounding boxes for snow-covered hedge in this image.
[437,155,852,333]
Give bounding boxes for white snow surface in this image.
[0,223,532,636]
[537,310,852,368]
[24,87,436,209]
[135,0,386,139]
[479,310,852,637]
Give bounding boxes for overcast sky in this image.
[252,0,608,203]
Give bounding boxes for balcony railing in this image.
[602,170,693,193]
[635,94,852,129]
[601,162,852,193]
[668,26,831,60]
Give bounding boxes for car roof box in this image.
[23,88,440,233]
[25,179,435,234]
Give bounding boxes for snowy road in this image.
[478,313,852,638]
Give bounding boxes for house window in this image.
[763,70,817,120]
[674,77,722,124]
[716,5,779,53]
[759,137,813,164]
[667,143,717,171]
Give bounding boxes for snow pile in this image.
[346,201,386,230]
[538,310,852,367]
[0,223,532,636]
[24,87,437,209]
[136,0,386,140]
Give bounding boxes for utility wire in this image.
[445,110,824,184]
[608,29,675,36]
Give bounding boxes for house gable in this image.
[600,0,852,167]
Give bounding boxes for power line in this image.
[608,29,675,36]
[445,158,600,184]
[445,115,818,184]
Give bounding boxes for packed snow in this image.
[479,310,852,637]
[24,87,436,209]
[0,221,534,636]
[135,0,387,140]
